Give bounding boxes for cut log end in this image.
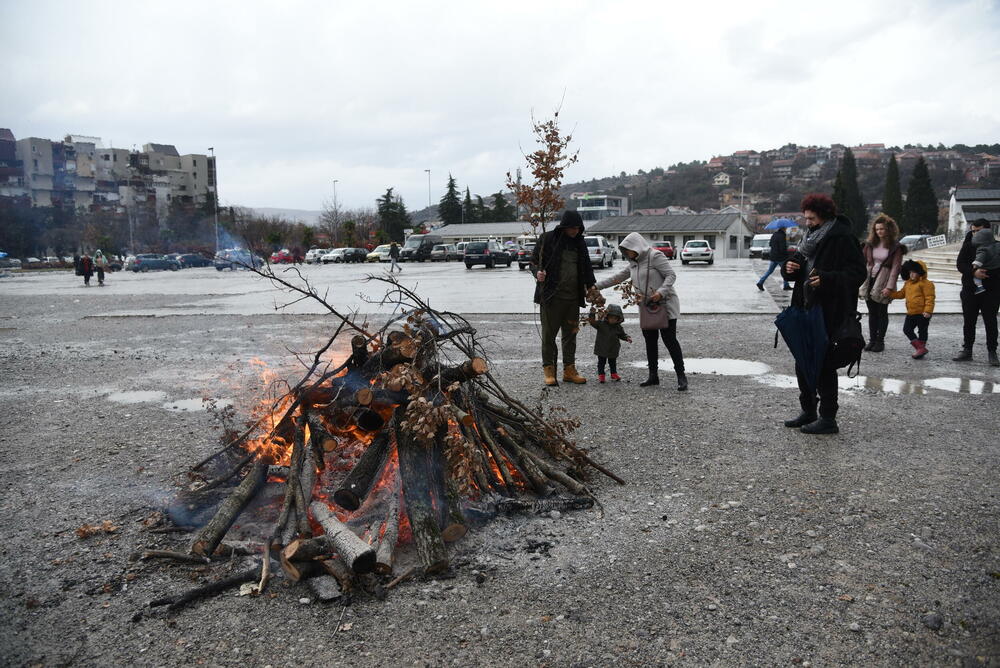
[332,489,361,512]
[441,523,467,543]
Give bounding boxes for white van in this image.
[749,234,772,259]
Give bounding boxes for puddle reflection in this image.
[630,357,771,376]
[756,374,999,395]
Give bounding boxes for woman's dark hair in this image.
[800,193,837,221]
[900,259,925,277]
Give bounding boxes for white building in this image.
[586,213,754,259]
[574,193,629,222]
[948,188,1000,238]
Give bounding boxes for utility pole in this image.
[738,167,746,259]
[333,179,339,245]
[208,147,220,254]
[424,169,431,211]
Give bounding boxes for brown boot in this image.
[543,365,559,386]
[562,364,587,384]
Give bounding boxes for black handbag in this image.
[828,311,865,375]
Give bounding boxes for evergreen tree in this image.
[438,174,462,225]
[476,195,491,223]
[377,187,410,242]
[832,148,866,236]
[462,187,478,224]
[903,157,938,234]
[491,192,516,221]
[882,153,904,224]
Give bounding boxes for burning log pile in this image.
[144,274,621,611]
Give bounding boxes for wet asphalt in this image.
[0,267,997,666]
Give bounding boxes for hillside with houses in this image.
[556,142,1000,221]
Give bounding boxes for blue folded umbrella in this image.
[764,218,797,230]
[775,305,827,391]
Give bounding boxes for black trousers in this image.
[865,299,889,342]
[960,288,999,352]
[795,358,838,419]
[96,268,105,284]
[902,314,930,342]
[596,357,618,374]
[642,319,685,374]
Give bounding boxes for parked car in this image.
[366,244,392,262]
[516,243,536,270]
[585,235,616,269]
[0,257,22,269]
[343,248,368,263]
[899,234,933,252]
[178,253,213,268]
[501,243,522,264]
[430,244,459,262]
[680,240,714,265]
[132,253,181,272]
[321,248,347,264]
[399,234,443,262]
[304,248,330,264]
[454,242,468,256]
[651,241,675,260]
[749,234,771,259]
[464,240,511,269]
[214,249,263,271]
[270,248,297,264]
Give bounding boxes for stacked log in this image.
[153,302,619,612]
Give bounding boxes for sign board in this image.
[926,234,947,249]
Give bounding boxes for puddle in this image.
[105,390,168,404]
[631,357,771,376]
[756,374,999,395]
[923,377,1000,395]
[163,398,232,412]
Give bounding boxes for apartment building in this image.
[6,131,215,218]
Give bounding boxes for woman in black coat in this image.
[781,194,866,435]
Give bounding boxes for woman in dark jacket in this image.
[530,210,597,386]
[860,214,906,352]
[954,217,1000,365]
[781,194,866,435]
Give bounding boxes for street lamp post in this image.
[208,147,220,254]
[332,179,339,245]
[424,169,431,210]
[738,167,747,259]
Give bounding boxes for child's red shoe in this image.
[610,373,621,382]
[598,374,606,383]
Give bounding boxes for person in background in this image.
[781,194,866,435]
[756,226,791,291]
[79,253,94,287]
[93,249,109,286]
[530,210,595,387]
[884,260,935,359]
[954,218,999,366]
[860,214,906,352]
[389,242,402,273]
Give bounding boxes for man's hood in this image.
[619,232,651,260]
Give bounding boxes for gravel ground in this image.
[1,290,998,667]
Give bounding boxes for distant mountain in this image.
[253,207,323,226]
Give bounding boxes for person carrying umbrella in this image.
[780,194,866,435]
[756,219,794,291]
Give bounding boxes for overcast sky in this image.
[3,0,999,213]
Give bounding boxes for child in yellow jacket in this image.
[883,259,935,359]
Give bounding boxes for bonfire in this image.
[140,270,621,612]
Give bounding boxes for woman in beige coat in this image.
[593,232,687,390]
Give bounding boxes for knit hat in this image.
[555,210,585,231]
